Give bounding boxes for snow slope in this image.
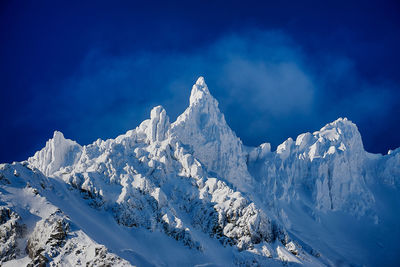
[1,77,399,266]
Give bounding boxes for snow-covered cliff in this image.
[1,77,399,266]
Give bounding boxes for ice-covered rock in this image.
[248,143,271,162]
[171,77,252,191]
[0,163,134,267]
[26,210,132,267]
[1,76,399,266]
[28,131,82,176]
[146,105,170,143]
[249,118,375,217]
[0,207,25,264]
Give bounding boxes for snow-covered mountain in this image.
[1,77,399,266]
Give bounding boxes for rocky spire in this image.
[171,77,252,191]
[189,76,212,106]
[146,105,170,143]
[28,131,81,176]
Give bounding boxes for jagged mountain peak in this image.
[317,117,360,139]
[312,117,364,154]
[2,77,399,266]
[272,117,365,162]
[28,131,81,176]
[173,77,224,129]
[195,76,206,86]
[52,130,65,140]
[189,76,211,106]
[171,77,252,190]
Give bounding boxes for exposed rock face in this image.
[18,79,295,264]
[26,211,131,266]
[0,162,134,267]
[1,77,399,266]
[26,211,69,265]
[85,245,129,267]
[25,211,132,267]
[0,207,26,263]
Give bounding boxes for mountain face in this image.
[1,77,399,266]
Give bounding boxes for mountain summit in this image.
[1,77,399,266]
[172,77,252,191]
[189,76,211,105]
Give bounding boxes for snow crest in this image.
[171,77,252,191]
[2,77,400,266]
[249,117,375,217]
[28,131,82,176]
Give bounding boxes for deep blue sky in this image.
[1,0,400,163]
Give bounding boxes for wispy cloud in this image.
[26,30,398,151]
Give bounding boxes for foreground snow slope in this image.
[1,77,399,266]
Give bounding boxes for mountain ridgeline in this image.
[1,77,399,266]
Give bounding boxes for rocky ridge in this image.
[1,77,399,266]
